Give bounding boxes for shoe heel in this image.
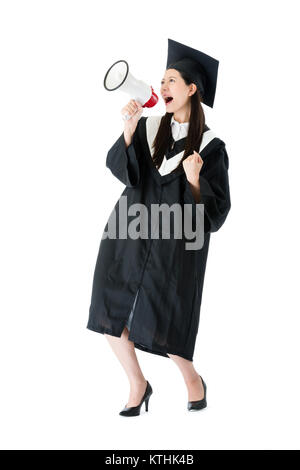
[145,397,150,412]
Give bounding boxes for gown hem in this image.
[86,322,194,361]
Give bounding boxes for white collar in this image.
[171,115,189,128]
[171,115,189,141]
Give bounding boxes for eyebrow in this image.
[161,76,177,81]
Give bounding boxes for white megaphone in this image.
[103,60,159,121]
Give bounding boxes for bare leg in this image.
[104,326,147,407]
[167,353,204,401]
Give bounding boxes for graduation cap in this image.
[166,38,219,108]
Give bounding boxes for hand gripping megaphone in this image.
[103,60,159,121]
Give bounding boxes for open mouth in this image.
[164,96,173,105]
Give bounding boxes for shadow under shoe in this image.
[119,380,153,417]
[187,375,207,411]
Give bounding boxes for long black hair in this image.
[152,68,206,174]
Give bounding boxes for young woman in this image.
[87,42,231,416]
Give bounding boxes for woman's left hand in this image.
[183,150,203,183]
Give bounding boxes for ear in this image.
[189,83,197,97]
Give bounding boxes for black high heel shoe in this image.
[187,375,207,411]
[119,380,153,417]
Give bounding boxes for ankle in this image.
[185,374,201,387]
[129,378,147,388]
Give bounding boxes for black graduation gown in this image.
[86,115,231,361]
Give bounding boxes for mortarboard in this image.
[166,38,219,108]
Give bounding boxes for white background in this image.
[1,0,299,450]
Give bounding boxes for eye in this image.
[161,79,175,84]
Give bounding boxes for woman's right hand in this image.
[121,99,143,137]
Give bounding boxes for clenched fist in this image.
[183,150,203,183]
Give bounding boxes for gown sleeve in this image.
[183,141,231,233]
[105,118,143,188]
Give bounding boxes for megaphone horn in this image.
[103,60,159,121]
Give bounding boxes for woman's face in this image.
[160,68,195,113]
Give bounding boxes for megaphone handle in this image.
[121,107,142,121]
[122,113,131,121]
